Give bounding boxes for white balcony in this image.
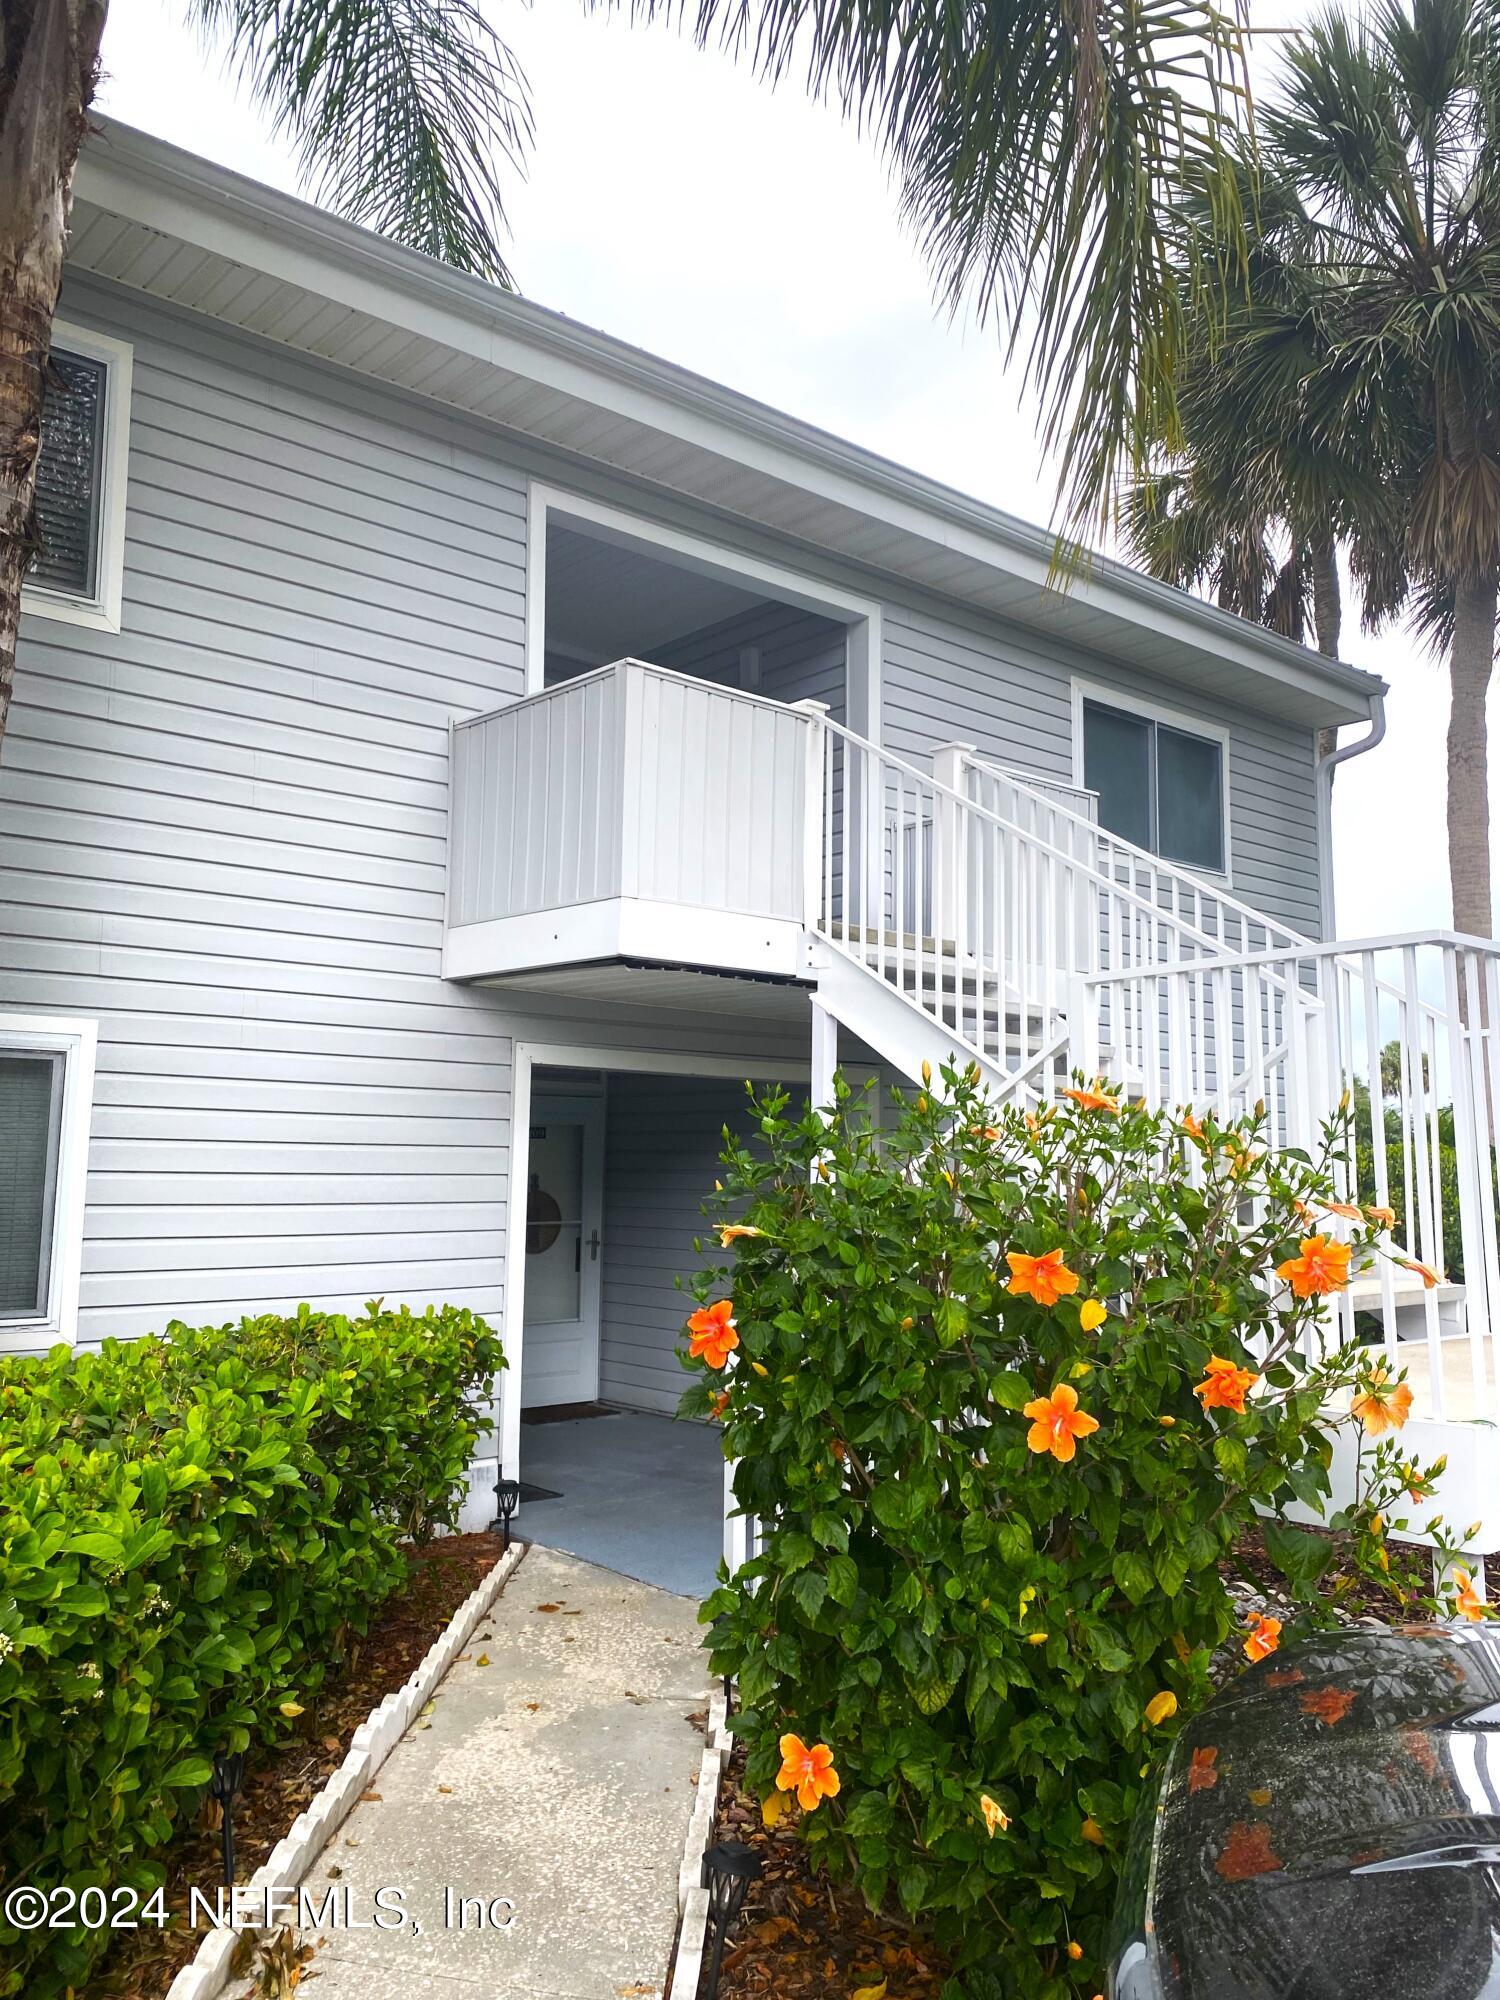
[444,660,819,985]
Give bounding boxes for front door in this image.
[521,1094,605,1409]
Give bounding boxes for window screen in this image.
[1157,725,1225,871]
[0,1052,63,1320]
[30,348,107,599]
[1082,698,1225,872]
[1082,701,1153,851]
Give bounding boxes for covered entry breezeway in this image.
[499,1039,810,1599]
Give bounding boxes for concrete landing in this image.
[236,1544,709,1999]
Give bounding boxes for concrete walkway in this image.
[236,1544,708,1999]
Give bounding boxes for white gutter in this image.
[1316,693,1388,932]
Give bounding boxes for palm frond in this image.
[186,0,531,281]
[612,0,1253,535]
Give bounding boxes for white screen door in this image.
[521,1094,604,1409]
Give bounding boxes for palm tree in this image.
[0,0,531,758]
[619,0,1252,539]
[1133,0,1500,936]
[1270,0,1500,938]
[1122,161,1392,763]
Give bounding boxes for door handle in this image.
[588,1229,600,1261]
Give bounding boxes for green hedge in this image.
[0,1301,504,1998]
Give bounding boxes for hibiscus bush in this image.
[680,1067,1471,1999]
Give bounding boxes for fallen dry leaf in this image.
[475,1653,491,1667]
[360,1790,382,1803]
[438,1785,453,1795]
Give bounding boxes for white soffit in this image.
[67,120,1383,729]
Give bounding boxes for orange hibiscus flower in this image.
[718,1224,765,1246]
[1400,1258,1444,1289]
[1006,1247,1080,1306]
[1195,1356,1258,1414]
[1453,1568,1487,1622]
[1350,1366,1414,1436]
[1022,1383,1100,1462]
[1272,1232,1360,1296]
[686,1299,738,1369]
[1276,1234,1352,1298]
[1181,1111,1205,1141]
[1366,1204,1397,1228]
[979,1793,1010,1836]
[1321,1201,1364,1221]
[1243,1614,1282,1663]
[1063,1083,1120,1113]
[776,1734,840,1812]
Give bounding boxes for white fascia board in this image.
[74,122,1384,727]
[442,900,806,983]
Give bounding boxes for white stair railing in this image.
[960,750,1311,972]
[1072,931,1500,1424]
[801,713,1282,1098]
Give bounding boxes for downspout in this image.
[1316,693,1387,935]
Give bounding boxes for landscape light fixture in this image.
[491,1474,521,1551]
[700,1839,760,1996]
[209,1748,246,1888]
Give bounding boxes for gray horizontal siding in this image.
[4,274,528,1344]
[653,602,848,721]
[598,1073,757,1417]
[883,605,1324,939]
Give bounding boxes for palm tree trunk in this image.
[1447,569,1499,938]
[1311,535,1342,765]
[0,0,107,764]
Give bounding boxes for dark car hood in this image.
[1111,1625,1500,2000]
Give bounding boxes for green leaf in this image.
[1112,1551,1154,1605]
[991,1371,1033,1412]
[1261,1519,1335,1595]
[161,1757,214,1789]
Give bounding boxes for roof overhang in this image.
[67,119,1383,730]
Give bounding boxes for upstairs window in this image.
[23,323,132,633]
[1080,693,1228,875]
[0,1017,97,1350]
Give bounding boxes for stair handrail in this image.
[958,749,1313,959]
[806,714,1260,963]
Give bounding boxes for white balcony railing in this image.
[445,660,815,979]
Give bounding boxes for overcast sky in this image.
[95,0,1469,941]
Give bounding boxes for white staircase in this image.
[796,704,1308,1105]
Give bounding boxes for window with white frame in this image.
[0,1018,97,1349]
[1080,693,1228,874]
[22,323,132,633]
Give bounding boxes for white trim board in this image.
[0,1012,98,1353]
[1070,674,1233,886]
[525,482,884,742]
[20,319,133,636]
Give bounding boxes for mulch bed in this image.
[1225,1519,1497,1619]
[84,1531,508,2000]
[706,1742,950,2000]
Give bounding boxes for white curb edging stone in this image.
[162,1540,525,2000]
[667,1691,736,1999]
